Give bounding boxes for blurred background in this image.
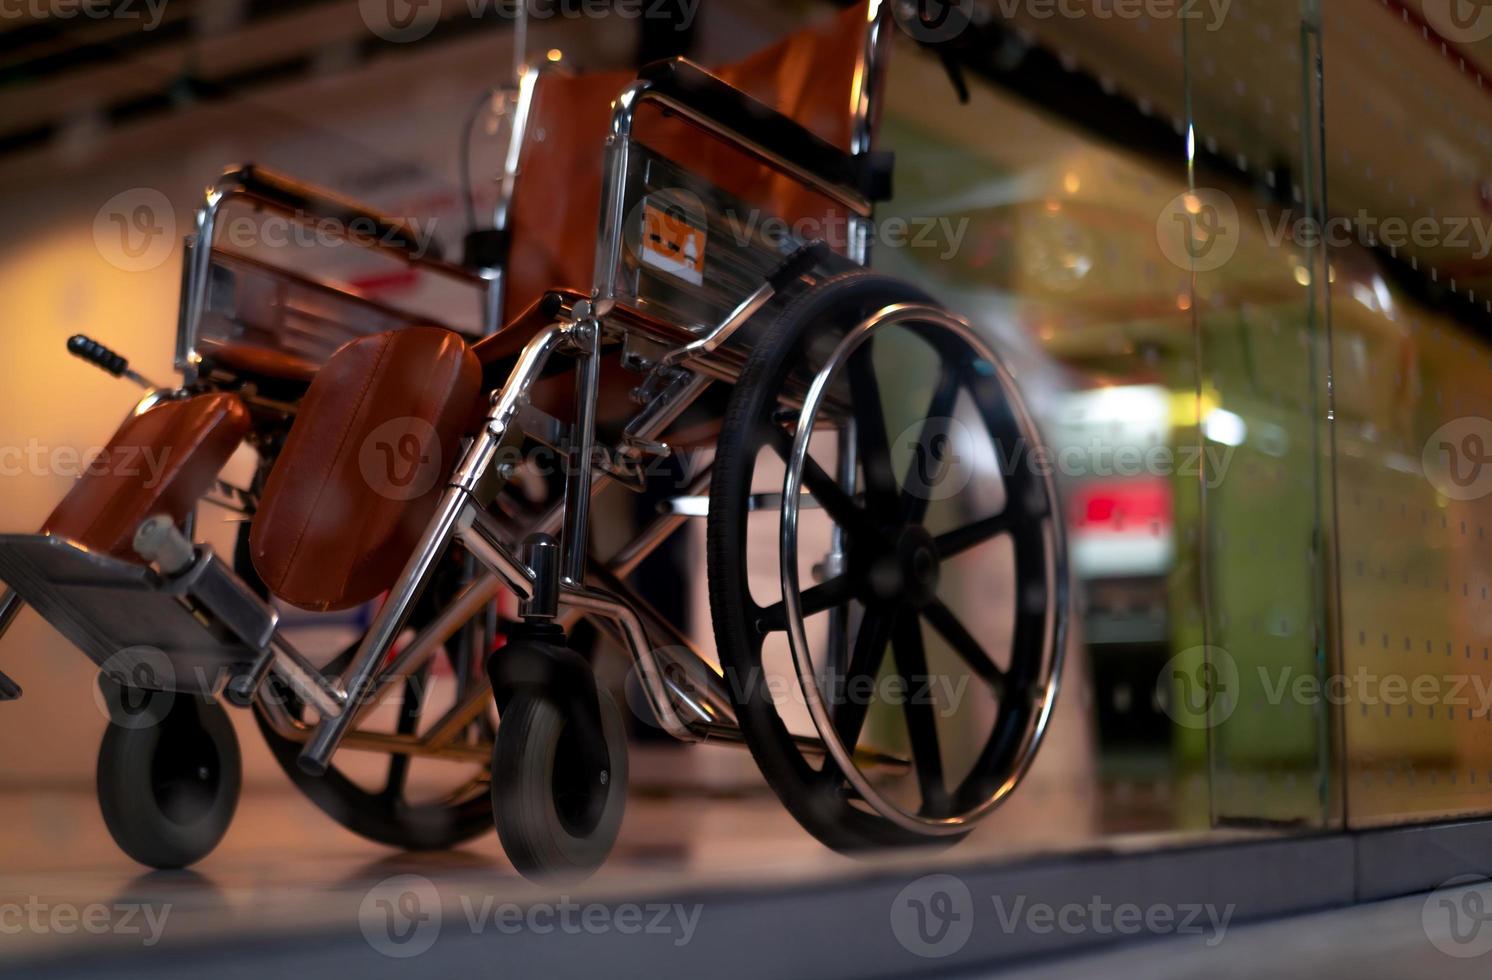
[1,0,1492,896]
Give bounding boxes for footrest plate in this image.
[0,534,258,696]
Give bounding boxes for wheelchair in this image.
[0,0,1068,881]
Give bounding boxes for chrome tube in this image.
[451,322,574,493]
[850,0,893,158]
[455,506,537,600]
[561,322,603,585]
[559,582,697,741]
[421,681,496,750]
[177,186,226,374]
[492,66,540,233]
[0,589,22,642]
[592,82,648,309]
[352,571,504,725]
[609,466,712,578]
[268,635,345,721]
[658,283,776,368]
[297,485,471,774]
[586,564,735,725]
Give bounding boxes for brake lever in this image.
[67,334,162,391]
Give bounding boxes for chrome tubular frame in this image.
[294,315,723,771]
[280,2,901,773]
[297,321,576,774]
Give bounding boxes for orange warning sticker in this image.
[641,200,705,286]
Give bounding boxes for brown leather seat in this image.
[199,340,319,385]
[42,393,251,561]
[248,327,480,611]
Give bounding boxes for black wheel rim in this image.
[709,275,1066,847]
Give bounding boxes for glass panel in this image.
[1321,2,1492,826]
[1179,1,1336,827]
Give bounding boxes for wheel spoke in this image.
[847,346,899,523]
[755,574,856,633]
[900,361,963,526]
[382,668,427,800]
[934,511,1013,558]
[923,600,1006,693]
[829,604,895,754]
[891,611,948,816]
[768,424,882,543]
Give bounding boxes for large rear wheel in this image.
[707,271,1067,851]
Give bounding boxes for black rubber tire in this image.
[492,690,628,883]
[707,270,970,853]
[238,525,494,851]
[97,695,241,870]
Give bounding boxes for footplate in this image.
[0,534,272,697]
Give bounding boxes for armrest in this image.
[222,164,439,260]
[635,58,891,207]
[212,164,487,287]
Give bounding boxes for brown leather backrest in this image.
[248,327,480,611]
[503,0,882,323]
[42,393,251,561]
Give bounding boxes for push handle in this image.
[68,334,129,377]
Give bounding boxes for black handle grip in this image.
[67,335,128,377]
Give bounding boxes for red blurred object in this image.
[1073,477,1172,536]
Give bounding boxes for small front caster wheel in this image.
[492,690,628,883]
[97,694,241,870]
